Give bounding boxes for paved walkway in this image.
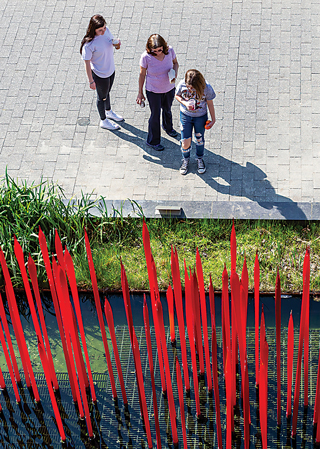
[0,0,319,219]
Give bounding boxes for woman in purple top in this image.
[136,34,179,151]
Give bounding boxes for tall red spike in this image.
[191,271,205,375]
[1,243,40,400]
[104,298,128,406]
[196,248,212,391]
[64,248,96,401]
[260,336,269,449]
[28,255,59,391]
[222,265,230,376]
[55,265,93,437]
[287,312,294,418]
[143,298,161,449]
[132,328,153,449]
[166,285,175,344]
[84,228,117,399]
[254,251,260,386]
[211,322,223,448]
[185,265,201,417]
[52,258,84,415]
[303,247,310,407]
[176,357,188,448]
[230,219,237,273]
[275,269,281,425]
[14,239,57,394]
[225,350,232,449]
[156,299,178,445]
[171,245,190,391]
[38,228,74,395]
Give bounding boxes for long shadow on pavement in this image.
[117,122,307,220]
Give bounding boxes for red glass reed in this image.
[52,258,84,416]
[222,265,230,376]
[15,239,57,395]
[142,222,167,394]
[64,248,96,400]
[303,247,310,407]
[56,265,93,436]
[241,258,249,337]
[38,228,74,398]
[0,320,19,400]
[225,351,232,449]
[28,255,59,391]
[176,357,188,448]
[287,312,294,418]
[260,334,269,449]
[185,266,201,417]
[254,252,260,386]
[230,219,237,273]
[209,276,216,328]
[143,298,162,449]
[292,256,309,437]
[132,328,153,449]
[156,299,178,444]
[54,229,66,271]
[1,246,40,400]
[104,298,128,405]
[38,337,66,442]
[275,269,281,425]
[191,271,205,375]
[243,359,250,449]
[0,292,20,383]
[84,228,117,399]
[196,248,212,390]
[166,285,175,343]
[171,245,190,391]
[211,324,223,449]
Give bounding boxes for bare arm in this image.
[175,93,194,111]
[206,100,216,129]
[137,66,147,104]
[172,57,179,81]
[84,60,96,90]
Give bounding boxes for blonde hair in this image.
[185,69,206,100]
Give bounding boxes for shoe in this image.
[197,158,206,174]
[162,125,178,138]
[100,118,120,130]
[105,110,124,122]
[146,142,164,151]
[180,158,189,175]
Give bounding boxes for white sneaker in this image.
[105,110,124,122]
[100,118,120,130]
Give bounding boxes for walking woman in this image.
[136,34,179,151]
[80,14,123,130]
[175,69,216,175]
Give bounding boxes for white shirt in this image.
[82,27,115,78]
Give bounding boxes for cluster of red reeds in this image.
[0,220,315,448]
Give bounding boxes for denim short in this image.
[180,111,207,158]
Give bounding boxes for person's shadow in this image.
[116,122,307,220]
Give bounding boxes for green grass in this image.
[0,173,319,293]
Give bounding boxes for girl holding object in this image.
[175,69,216,175]
[137,34,179,151]
[80,15,123,130]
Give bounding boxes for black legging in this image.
[92,71,115,120]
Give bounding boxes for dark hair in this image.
[80,15,106,54]
[185,69,206,99]
[146,34,169,55]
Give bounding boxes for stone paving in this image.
[0,0,320,219]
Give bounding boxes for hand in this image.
[89,81,96,90]
[184,101,194,111]
[113,39,121,50]
[136,93,145,105]
[114,42,121,50]
[205,120,215,129]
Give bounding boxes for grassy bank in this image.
[0,174,319,293]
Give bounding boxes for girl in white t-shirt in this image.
[81,15,123,130]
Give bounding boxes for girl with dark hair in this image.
[175,69,216,175]
[81,14,123,130]
[136,34,179,151]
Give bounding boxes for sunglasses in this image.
[151,48,163,55]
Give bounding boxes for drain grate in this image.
[0,327,319,448]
